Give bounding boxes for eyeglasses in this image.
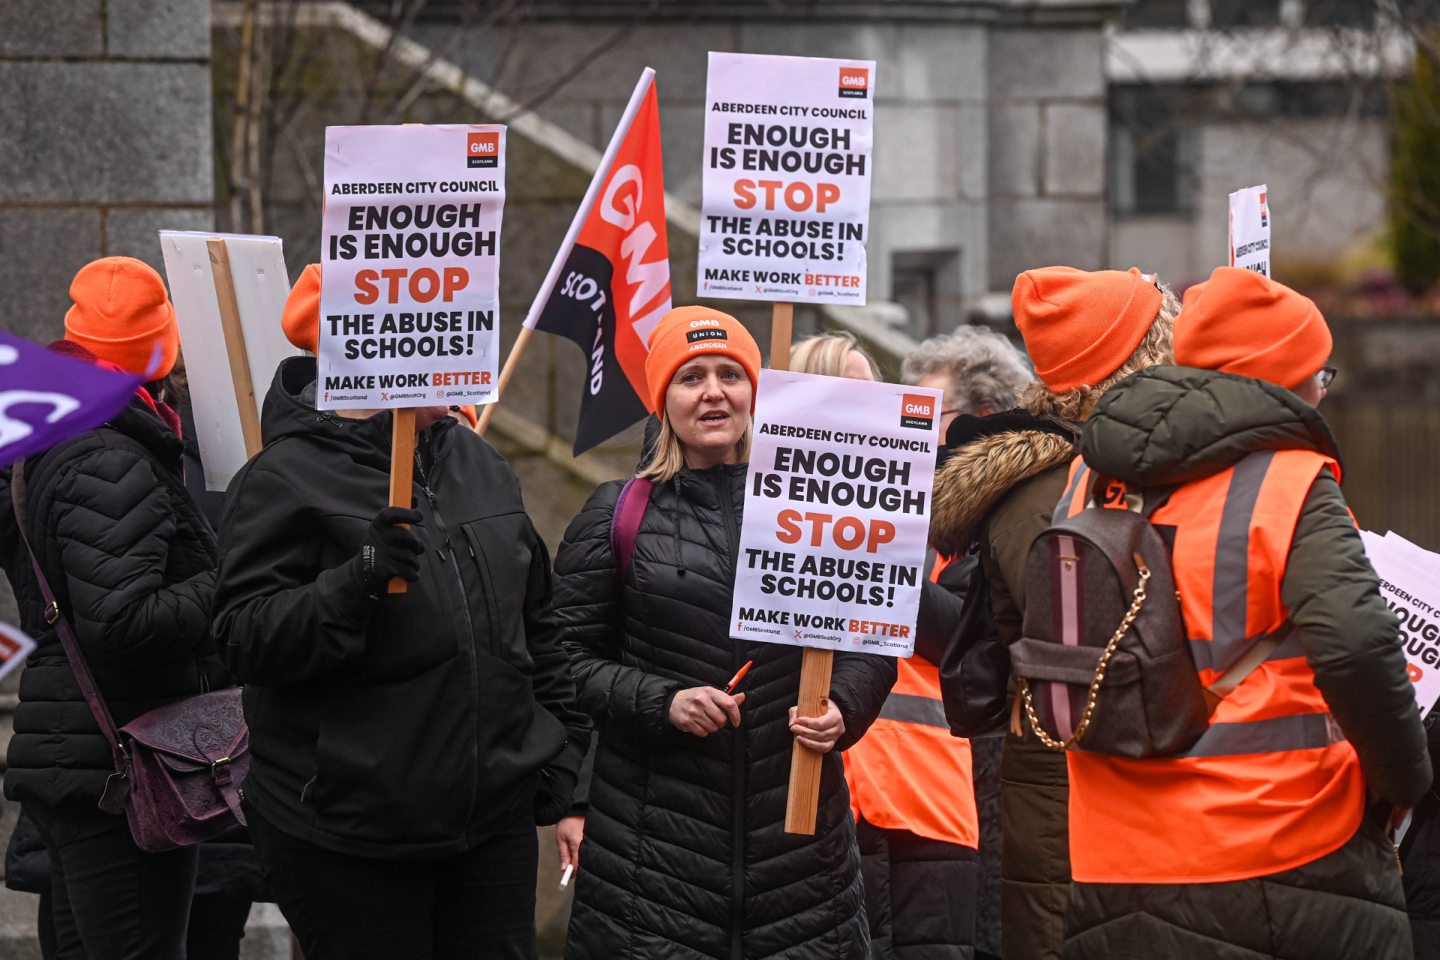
[1316,366,1337,390]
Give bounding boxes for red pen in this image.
[724,660,754,695]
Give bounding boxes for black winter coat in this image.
[555,465,898,960]
[3,398,226,808]
[212,357,589,859]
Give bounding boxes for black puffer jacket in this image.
[1063,366,1430,960]
[212,357,589,859]
[3,397,226,808]
[556,465,898,960]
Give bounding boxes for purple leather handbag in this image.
[12,460,248,852]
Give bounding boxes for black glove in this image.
[359,506,425,592]
[533,764,580,827]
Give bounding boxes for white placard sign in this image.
[699,52,874,306]
[160,231,296,491]
[319,124,505,411]
[730,371,939,656]
[1362,530,1440,717]
[1228,184,1271,277]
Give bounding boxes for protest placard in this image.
[318,123,505,412]
[699,52,874,306]
[730,371,939,657]
[1228,184,1271,277]
[1362,530,1440,716]
[160,231,295,490]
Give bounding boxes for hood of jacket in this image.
[261,356,455,470]
[1080,366,1341,487]
[930,411,1076,557]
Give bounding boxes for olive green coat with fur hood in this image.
[1063,365,1431,960]
[931,413,1078,960]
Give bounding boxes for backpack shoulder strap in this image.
[609,476,654,581]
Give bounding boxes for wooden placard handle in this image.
[765,299,831,835]
[769,301,793,372]
[785,646,835,835]
[387,408,416,594]
[206,238,263,458]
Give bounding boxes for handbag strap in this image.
[10,459,124,754]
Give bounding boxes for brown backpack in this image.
[1009,480,1210,757]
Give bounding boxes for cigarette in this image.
[725,660,755,694]
[559,863,575,889]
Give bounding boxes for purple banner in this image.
[0,332,143,468]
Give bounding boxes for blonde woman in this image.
[554,306,898,959]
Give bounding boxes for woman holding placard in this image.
[553,307,897,958]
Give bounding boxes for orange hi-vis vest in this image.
[843,553,979,848]
[1057,449,1366,884]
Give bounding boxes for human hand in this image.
[789,699,845,753]
[668,687,747,737]
[359,506,425,590]
[556,814,585,871]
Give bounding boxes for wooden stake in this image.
[767,300,835,835]
[769,301,794,371]
[387,408,416,595]
[785,647,835,835]
[475,325,536,437]
[206,238,263,458]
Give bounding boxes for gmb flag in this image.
[528,68,671,455]
[0,331,145,468]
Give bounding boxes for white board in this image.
[160,231,296,491]
[729,370,940,656]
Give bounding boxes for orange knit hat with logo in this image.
[282,263,322,354]
[1011,266,1163,392]
[643,306,762,414]
[63,257,179,379]
[1174,267,1331,389]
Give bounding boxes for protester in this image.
[1057,266,1430,958]
[901,326,1034,438]
[789,331,980,960]
[929,267,1179,960]
[212,264,589,960]
[902,326,1032,960]
[790,329,884,382]
[554,307,900,958]
[1,257,235,959]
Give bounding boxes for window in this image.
[1304,0,1375,27]
[1110,87,1197,216]
[1122,0,1192,28]
[1210,0,1281,27]
[891,250,961,340]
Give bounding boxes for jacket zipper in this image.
[717,473,746,960]
[415,436,481,842]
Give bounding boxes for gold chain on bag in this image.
[1021,558,1151,752]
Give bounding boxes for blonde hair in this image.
[790,331,882,380]
[1020,283,1180,422]
[637,411,753,484]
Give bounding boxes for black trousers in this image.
[858,816,979,960]
[28,801,200,960]
[248,804,538,960]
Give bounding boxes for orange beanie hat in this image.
[1011,266,1163,392]
[282,263,322,354]
[643,306,762,414]
[1174,267,1331,390]
[63,257,179,379]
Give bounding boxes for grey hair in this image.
[901,326,1032,415]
